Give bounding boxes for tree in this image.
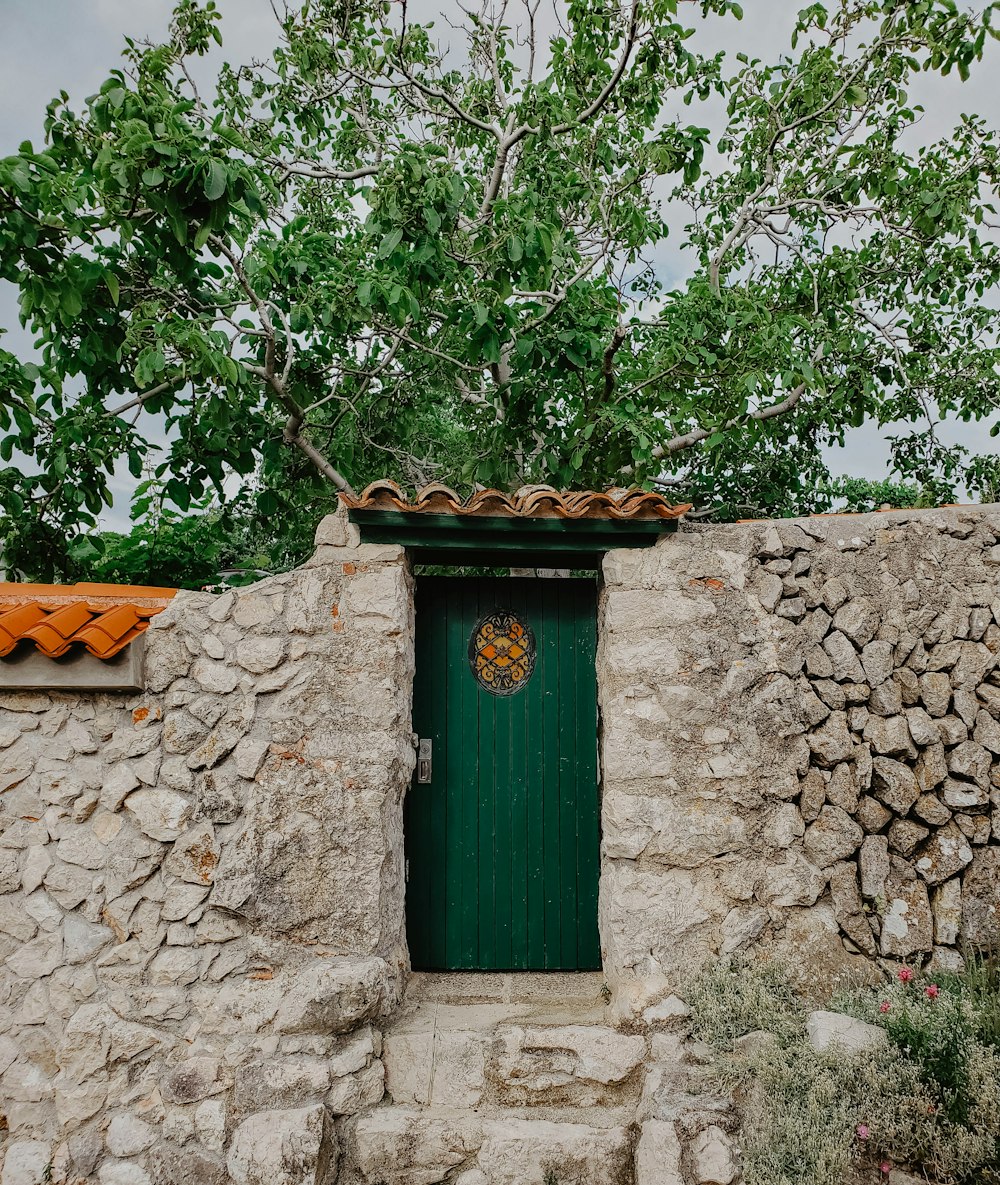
[1,0,998,578]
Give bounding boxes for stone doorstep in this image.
[405,970,609,1007]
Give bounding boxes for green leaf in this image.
[378,228,403,257]
[105,272,120,306]
[142,167,165,187]
[203,160,228,202]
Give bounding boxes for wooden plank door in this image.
[405,576,601,971]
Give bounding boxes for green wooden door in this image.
[406,576,601,971]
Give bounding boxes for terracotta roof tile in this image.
[0,583,176,660]
[341,481,690,520]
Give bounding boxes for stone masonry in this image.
[0,511,414,1183]
[4,499,1000,1183]
[599,503,1000,1017]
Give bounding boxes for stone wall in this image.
[0,512,414,1184]
[599,504,1000,1019]
[7,498,1000,1180]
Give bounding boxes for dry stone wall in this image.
[599,504,1000,1020]
[0,511,414,1184]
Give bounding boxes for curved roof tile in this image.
[342,483,690,521]
[0,583,176,660]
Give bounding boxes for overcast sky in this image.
[1,0,996,525]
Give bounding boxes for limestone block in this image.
[861,641,894,686]
[0,1141,51,1185]
[772,904,881,998]
[57,1003,167,1086]
[233,737,269,780]
[803,805,863,868]
[807,713,853,766]
[490,1024,645,1105]
[164,823,220,885]
[823,631,865,682]
[227,1105,337,1185]
[602,791,747,868]
[948,741,992,789]
[887,819,930,858]
[880,873,933,958]
[691,1125,739,1185]
[476,1118,630,1185]
[915,823,974,885]
[634,1121,683,1185]
[124,788,191,842]
[962,847,1000,947]
[932,877,963,946]
[327,1059,385,1114]
[274,957,395,1034]
[919,672,952,717]
[806,1011,887,1055]
[194,1098,227,1153]
[719,906,769,956]
[600,862,723,986]
[872,757,920,814]
[106,1115,157,1157]
[829,862,876,955]
[234,1056,330,1114]
[351,1108,481,1185]
[856,793,891,837]
[759,850,825,908]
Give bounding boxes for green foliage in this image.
[2,0,999,576]
[690,958,1000,1185]
[821,476,928,514]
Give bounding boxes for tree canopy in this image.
[1,0,999,578]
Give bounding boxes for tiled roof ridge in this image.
[341,480,691,521]
[0,583,177,661]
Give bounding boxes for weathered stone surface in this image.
[962,847,1000,947]
[476,1118,631,1185]
[634,1120,684,1185]
[887,819,930,857]
[919,672,952,717]
[932,877,963,946]
[864,715,913,757]
[856,796,892,833]
[803,806,863,868]
[351,1108,481,1185]
[829,863,875,955]
[806,1011,887,1055]
[124,788,191,841]
[690,1124,739,1185]
[859,835,890,899]
[602,792,746,867]
[915,823,974,885]
[808,714,854,766]
[164,823,220,885]
[823,632,865,682]
[226,1105,337,1185]
[274,957,395,1034]
[949,741,992,789]
[880,873,934,958]
[490,1025,645,1104]
[872,757,920,814]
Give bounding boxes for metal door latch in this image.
[417,738,432,783]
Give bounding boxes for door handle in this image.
[417,738,432,784]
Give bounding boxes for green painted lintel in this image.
[348,509,677,560]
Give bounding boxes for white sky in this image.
[0,0,997,527]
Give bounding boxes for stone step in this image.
[383,976,646,1110]
[345,1106,635,1185]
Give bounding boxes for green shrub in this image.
[688,958,1000,1185]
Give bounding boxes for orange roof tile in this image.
[0,583,176,660]
[341,481,690,520]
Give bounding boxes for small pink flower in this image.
[925,984,940,1000]
[856,1124,870,1140]
[881,1162,892,1176]
[879,1000,891,1013]
[898,967,914,984]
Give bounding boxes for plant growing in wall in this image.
[1,0,999,576]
